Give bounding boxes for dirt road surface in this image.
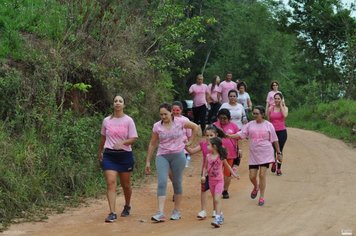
[2,128,356,236]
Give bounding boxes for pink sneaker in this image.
[258,197,265,206]
[250,186,259,199]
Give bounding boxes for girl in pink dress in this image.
[185,125,226,219]
[229,106,282,206]
[201,137,238,228]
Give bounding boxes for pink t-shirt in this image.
[269,107,286,131]
[213,121,239,159]
[101,115,138,151]
[153,117,186,156]
[219,81,237,103]
[238,120,278,165]
[189,83,208,107]
[207,83,221,103]
[206,154,224,181]
[266,90,281,107]
[199,140,209,174]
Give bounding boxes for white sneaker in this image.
[197,210,207,219]
[212,210,216,218]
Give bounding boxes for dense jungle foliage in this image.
[0,0,355,230]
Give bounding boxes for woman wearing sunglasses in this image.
[228,106,282,206]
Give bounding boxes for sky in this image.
[281,0,356,17]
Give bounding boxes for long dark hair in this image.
[211,75,220,93]
[210,137,228,160]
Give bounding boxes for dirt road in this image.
[2,128,356,236]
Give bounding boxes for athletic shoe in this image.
[211,214,224,228]
[120,205,131,217]
[151,211,166,222]
[276,169,282,176]
[197,210,207,219]
[271,162,276,173]
[212,210,216,218]
[258,197,265,206]
[170,209,181,220]
[222,190,229,199]
[105,212,117,223]
[250,186,259,199]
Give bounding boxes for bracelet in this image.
[277,152,282,155]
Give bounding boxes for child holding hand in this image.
[202,137,239,228]
[186,125,226,219]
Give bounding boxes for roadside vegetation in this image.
[288,100,356,146]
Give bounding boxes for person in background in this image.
[98,95,138,223]
[219,89,246,130]
[145,103,199,222]
[189,74,209,133]
[237,81,252,119]
[268,93,288,176]
[219,72,237,104]
[213,109,240,199]
[207,75,222,124]
[228,106,282,206]
[172,101,192,167]
[201,137,239,228]
[266,80,281,112]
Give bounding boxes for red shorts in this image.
[223,159,234,177]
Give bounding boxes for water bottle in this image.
[185,155,191,167]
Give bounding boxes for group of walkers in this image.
[97,73,288,228]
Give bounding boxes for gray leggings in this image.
[156,151,186,196]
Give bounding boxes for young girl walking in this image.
[202,137,239,228]
[186,125,226,219]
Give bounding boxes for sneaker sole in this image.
[197,216,207,219]
[105,219,116,223]
[170,217,181,220]
[211,222,221,228]
[151,216,166,222]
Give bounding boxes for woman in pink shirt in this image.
[213,108,240,199]
[268,93,288,176]
[265,80,281,112]
[229,106,282,206]
[98,95,138,222]
[145,103,199,222]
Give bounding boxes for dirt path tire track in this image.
[2,128,356,236]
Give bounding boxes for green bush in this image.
[287,99,356,145]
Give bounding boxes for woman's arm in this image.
[281,101,288,118]
[272,141,283,163]
[113,137,138,150]
[145,132,159,174]
[247,98,252,111]
[184,121,199,146]
[223,159,239,178]
[98,135,106,162]
[185,145,202,155]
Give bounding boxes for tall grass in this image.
[287,99,356,145]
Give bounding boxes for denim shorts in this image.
[102,148,134,172]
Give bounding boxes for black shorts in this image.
[102,148,134,172]
[249,163,270,170]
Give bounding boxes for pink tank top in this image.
[269,108,286,131]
